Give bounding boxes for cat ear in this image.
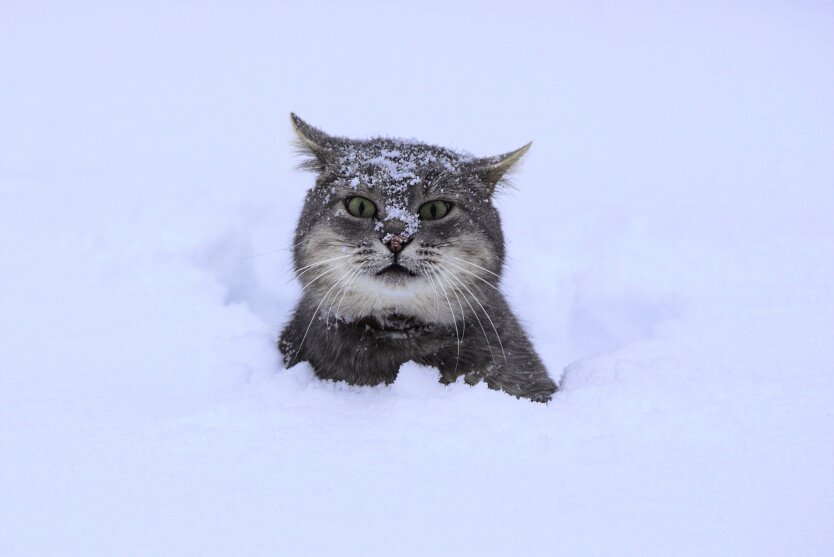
[290,113,338,172]
[471,142,532,194]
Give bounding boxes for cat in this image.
[278,114,558,402]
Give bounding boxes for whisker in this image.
[324,266,361,330]
[435,267,466,343]
[334,265,367,320]
[438,253,501,279]
[291,266,358,365]
[436,258,503,295]
[295,254,354,278]
[431,267,461,375]
[437,263,506,364]
[301,261,350,291]
[434,264,495,366]
[420,266,442,320]
[248,236,348,260]
[327,265,364,326]
[289,237,309,249]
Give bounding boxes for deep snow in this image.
[1,2,833,555]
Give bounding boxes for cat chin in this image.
[329,274,457,325]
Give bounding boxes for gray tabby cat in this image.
[279,114,557,402]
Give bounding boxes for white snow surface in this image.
[2,2,833,556]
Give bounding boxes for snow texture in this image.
[342,143,468,192]
[339,141,468,238]
[2,2,834,556]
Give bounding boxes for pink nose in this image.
[385,235,406,254]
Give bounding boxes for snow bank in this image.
[1,2,832,555]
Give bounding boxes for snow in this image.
[2,2,833,556]
[381,204,421,238]
[340,140,464,238]
[342,143,468,192]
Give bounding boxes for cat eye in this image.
[419,200,452,221]
[345,196,377,218]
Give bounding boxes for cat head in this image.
[288,113,530,327]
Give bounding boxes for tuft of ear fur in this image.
[290,113,337,172]
[472,142,532,194]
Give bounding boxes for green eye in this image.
[419,200,452,221]
[345,196,377,218]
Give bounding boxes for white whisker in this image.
[295,254,354,279]
[301,261,350,291]
[420,266,442,320]
[323,266,361,330]
[435,267,466,342]
[291,266,358,365]
[437,263,506,364]
[328,265,365,324]
[436,258,503,295]
[438,253,501,279]
[432,267,461,374]
[434,264,495,366]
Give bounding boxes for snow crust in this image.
[1,2,833,556]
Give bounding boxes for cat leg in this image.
[423,319,557,401]
[482,365,557,403]
[311,363,398,387]
[277,306,305,368]
[435,356,557,402]
[279,305,401,385]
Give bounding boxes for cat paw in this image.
[486,371,558,403]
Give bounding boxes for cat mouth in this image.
[376,263,417,279]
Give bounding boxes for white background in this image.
[2,1,833,555]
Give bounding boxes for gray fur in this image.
[278,114,557,402]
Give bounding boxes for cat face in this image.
[289,114,528,327]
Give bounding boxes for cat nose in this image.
[384,234,408,254]
[381,218,412,254]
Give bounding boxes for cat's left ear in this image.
[290,113,338,172]
[471,142,532,194]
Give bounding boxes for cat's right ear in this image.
[470,142,532,195]
[290,113,336,172]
